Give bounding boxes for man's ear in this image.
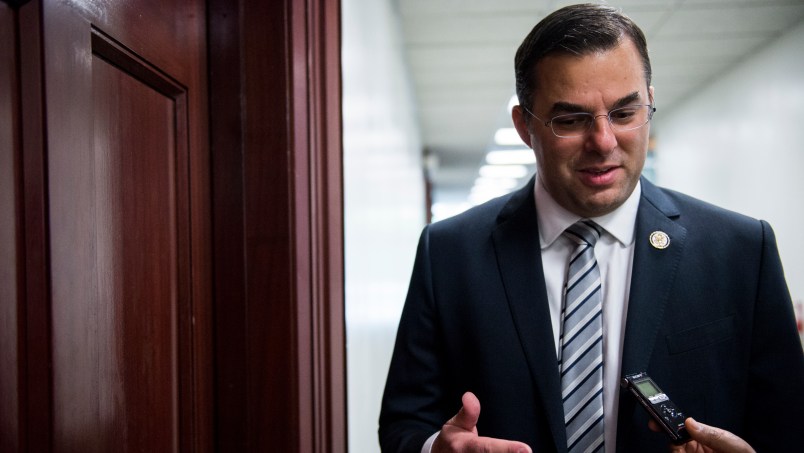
[511,105,533,148]
[649,85,655,105]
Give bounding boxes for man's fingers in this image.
[468,436,532,453]
[439,435,532,453]
[684,418,756,453]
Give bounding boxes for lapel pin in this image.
[649,231,670,249]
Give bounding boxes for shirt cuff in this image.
[421,431,439,453]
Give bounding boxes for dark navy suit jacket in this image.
[379,177,804,452]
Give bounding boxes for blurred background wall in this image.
[342,1,426,452]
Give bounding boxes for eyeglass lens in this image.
[550,105,653,137]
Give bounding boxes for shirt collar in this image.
[534,174,641,248]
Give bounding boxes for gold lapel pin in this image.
[649,231,670,250]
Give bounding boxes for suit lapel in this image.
[621,179,686,375]
[492,178,567,452]
[617,179,687,452]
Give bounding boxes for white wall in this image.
[342,0,427,451]
[654,21,804,310]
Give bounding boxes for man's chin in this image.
[574,191,630,218]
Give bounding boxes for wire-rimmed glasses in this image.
[523,104,656,138]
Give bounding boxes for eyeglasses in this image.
[523,104,656,138]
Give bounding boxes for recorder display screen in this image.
[635,380,661,398]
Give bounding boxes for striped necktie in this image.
[560,220,605,453]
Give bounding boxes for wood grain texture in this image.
[5,0,344,451]
[12,1,211,451]
[0,4,22,452]
[208,0,345,451]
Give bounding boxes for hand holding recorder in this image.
[623,372,755,453]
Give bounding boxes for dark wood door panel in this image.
[37,2,209,452]
[92,51,182,452]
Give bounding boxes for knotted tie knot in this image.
[563,220,602,248]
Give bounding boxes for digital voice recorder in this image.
[621,372,691,445]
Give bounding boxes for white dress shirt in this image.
[535,176,640,453]
[422,177,641,453]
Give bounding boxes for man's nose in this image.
[585,114,617,153]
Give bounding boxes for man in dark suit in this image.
[379,3,804,453]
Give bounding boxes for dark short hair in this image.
[514,3,651,109]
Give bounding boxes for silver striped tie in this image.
[560,220,604,453]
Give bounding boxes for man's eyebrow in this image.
[550,101,587,115]
[549,92,644,115]
[612,91,642,108]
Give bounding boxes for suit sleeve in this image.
[379,226,451,453]
[743,220,804,450]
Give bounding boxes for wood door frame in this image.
[208,0,345,451]
[16,2,54,450]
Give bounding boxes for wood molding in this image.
[208,0,345,451]
[290,0,345,451]
[18,2,53,449]
[0,4,25,452]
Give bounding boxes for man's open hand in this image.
[432,392,532,453]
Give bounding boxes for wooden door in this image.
[2,0,344,451]
[3,0,212,451]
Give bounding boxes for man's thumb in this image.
[685,418,755,453]
[448,392,481,432]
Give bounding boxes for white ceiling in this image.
[396,0,804,201]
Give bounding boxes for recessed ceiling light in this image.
[479,164,529,179]
[493,128,523,146]
[486,149,535,165]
